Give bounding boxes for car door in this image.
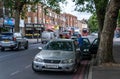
[82,38,91,51]
[74,41,80,64]
[89,38,99,54]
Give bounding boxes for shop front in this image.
[24,23,44,38]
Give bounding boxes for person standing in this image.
[77,34,83,52]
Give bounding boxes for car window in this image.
[14,33,22,38]
[83,38,90,45]
[1,33,13,36]
[92,38,98,45]
[1,33,13,40]
[44,41,73,51]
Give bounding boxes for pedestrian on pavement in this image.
[77,34,83,52]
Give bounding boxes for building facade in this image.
[0,2,89,36]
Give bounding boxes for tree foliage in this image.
[73,0,95,13]
[88,13,98,32]
[72,0,120,65]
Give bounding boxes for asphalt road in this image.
[0,43,91,79]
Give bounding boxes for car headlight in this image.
[83,49,89,52]
[34,57,43,62]
[62,59,74,64]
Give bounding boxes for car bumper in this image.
[0,43,17,48]
[32,61,75,72]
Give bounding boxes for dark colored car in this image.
[89,38,99,55]
[80,38,91,60]
[80,38,99,60]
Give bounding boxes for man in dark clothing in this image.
[77,34,83,52]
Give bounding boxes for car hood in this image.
[36,50,75,59]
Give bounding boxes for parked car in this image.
[89,38,99,55]
[80,38,92,60]
[32,39,80,73]
[0,32,28,51]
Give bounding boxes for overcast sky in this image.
[60,0,92,20]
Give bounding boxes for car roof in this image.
[1,32,13,35]
[51,38,74,42]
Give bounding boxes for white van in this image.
[41,31,56,44]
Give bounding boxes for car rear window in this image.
[1,33,13,41]
[1,33,13,36]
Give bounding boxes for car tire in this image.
[16,43,20,51]
[68,65,78,74]
[41,41,44,44]
[24,42,28,49]
[32,62,39,73]
[1,47,5,51]
[10,47,14,50]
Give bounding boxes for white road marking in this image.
[10,70,20,76]
[25,64,31,69]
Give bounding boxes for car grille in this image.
[44,59,61,64]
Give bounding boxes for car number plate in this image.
[46,65,58,68]
[4,40,9,42]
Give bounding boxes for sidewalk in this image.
[89,38,120,79]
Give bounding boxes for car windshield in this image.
[43,41,73,51]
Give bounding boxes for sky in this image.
[60,0,92,20]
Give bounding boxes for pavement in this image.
[88,38,120,79]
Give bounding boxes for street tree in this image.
[72,0,120,65]
[97,0,120,64]
[73,0,109,37]
[88,13,98,32]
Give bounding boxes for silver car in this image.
[32,39,80,73]
[0,32,28,51]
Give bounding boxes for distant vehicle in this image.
[32,39,80,73]
[60,31,71,39]
[114,27,120,38]
[91,32,98,36]
[0,32,28,51]
[41,31,56,44]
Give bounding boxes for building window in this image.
[34,17,37,23]
[28,5,31,12]
[35,5,37,12]
[28,17,31,23]
[49,12,52,16]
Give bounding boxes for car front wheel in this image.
[24,42,28,49]
[1,47,5,51]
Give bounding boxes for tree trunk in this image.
[14,9,20,32]
[97,0,120,65]
[94,0,108,38]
